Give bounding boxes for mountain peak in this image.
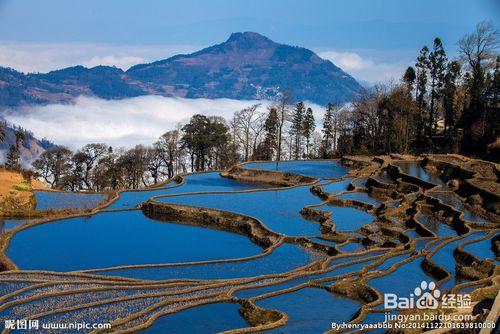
[226,32,275,47]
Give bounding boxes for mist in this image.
[3,95,325,150]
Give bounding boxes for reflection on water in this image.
[158,186,324,236]
[417,214,457,237]
[107,172,267,210]
[244,160,348,179]
[393,161,445,187]
[429,192,486,223]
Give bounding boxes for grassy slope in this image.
[0,170,47,215]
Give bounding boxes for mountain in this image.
[0,122,57,167]
[0,32,362,106]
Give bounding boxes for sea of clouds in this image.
[3,95,325,150]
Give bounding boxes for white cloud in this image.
[318,50,410,85]
[319,51,372,71]
[81,55,146,69]
[2,96,326,150]
[0,41,199,73]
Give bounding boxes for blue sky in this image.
[0,0,498,83]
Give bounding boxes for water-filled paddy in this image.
[3,158,497,332]
[339,191,380,206]
[34,190,106,210]
[463,233,499,264]
[142,303,249,333]
[431,232,488,291]
[369,257,432,297]
[235,257,380,299]
[429,191,486,223]
[417,214,457,237]
[91,243,319,280]
[321,178,352,194]
[156,186,326,236]
[7,210,262,271]
[316,205,375,231]
[0,219,26,234]
[256,287,360,333]
[106,172,267,210]
[393,161,445,187]
[243,160,348,179]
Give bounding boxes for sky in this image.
[0,0,498,148]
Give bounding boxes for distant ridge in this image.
[0,32,362,106]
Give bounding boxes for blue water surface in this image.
[256,287,360,333]
[7,210,261,271]
[315,205,375,231]
[431,232,488,291]
[34,190,106,211]
[142,303,248,333]
[156,186,325,236]
[106,172,266,210]
[463,233,499,264]
[243,160,348,179]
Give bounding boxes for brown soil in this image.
[0,170,47,210]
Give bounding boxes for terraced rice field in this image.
[0,156,498,333]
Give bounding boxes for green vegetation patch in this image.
[12,182,31,192]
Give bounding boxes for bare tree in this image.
[458,21,499,151]
[458,21,499,73]
[157,128,184,178]
[232,104,262,161]
[74,143,109,189]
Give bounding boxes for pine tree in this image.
[322,103,335,157]
[442,60,461,150]
[302,107,315,158]
[261,107,279,160]
[6,145,20,170]
[428,37,447,150]
[403,66,416,88]
[290,102,305,159]
[415,46,429,144]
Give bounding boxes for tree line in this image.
[339,21,499,157]
[7,21,497,191]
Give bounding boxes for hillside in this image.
[0,122,56,167]
[0,32,362,106]
[0,169,47,216]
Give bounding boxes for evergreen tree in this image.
[403,66,416,88]
[428,37,447,150]
[290,102,305,159]
[322,103,335,157]
[442,60,461,149]
[415,46,429,144]
[259,107,279,160]
[302,107,315,158]
[6,145,20,170]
